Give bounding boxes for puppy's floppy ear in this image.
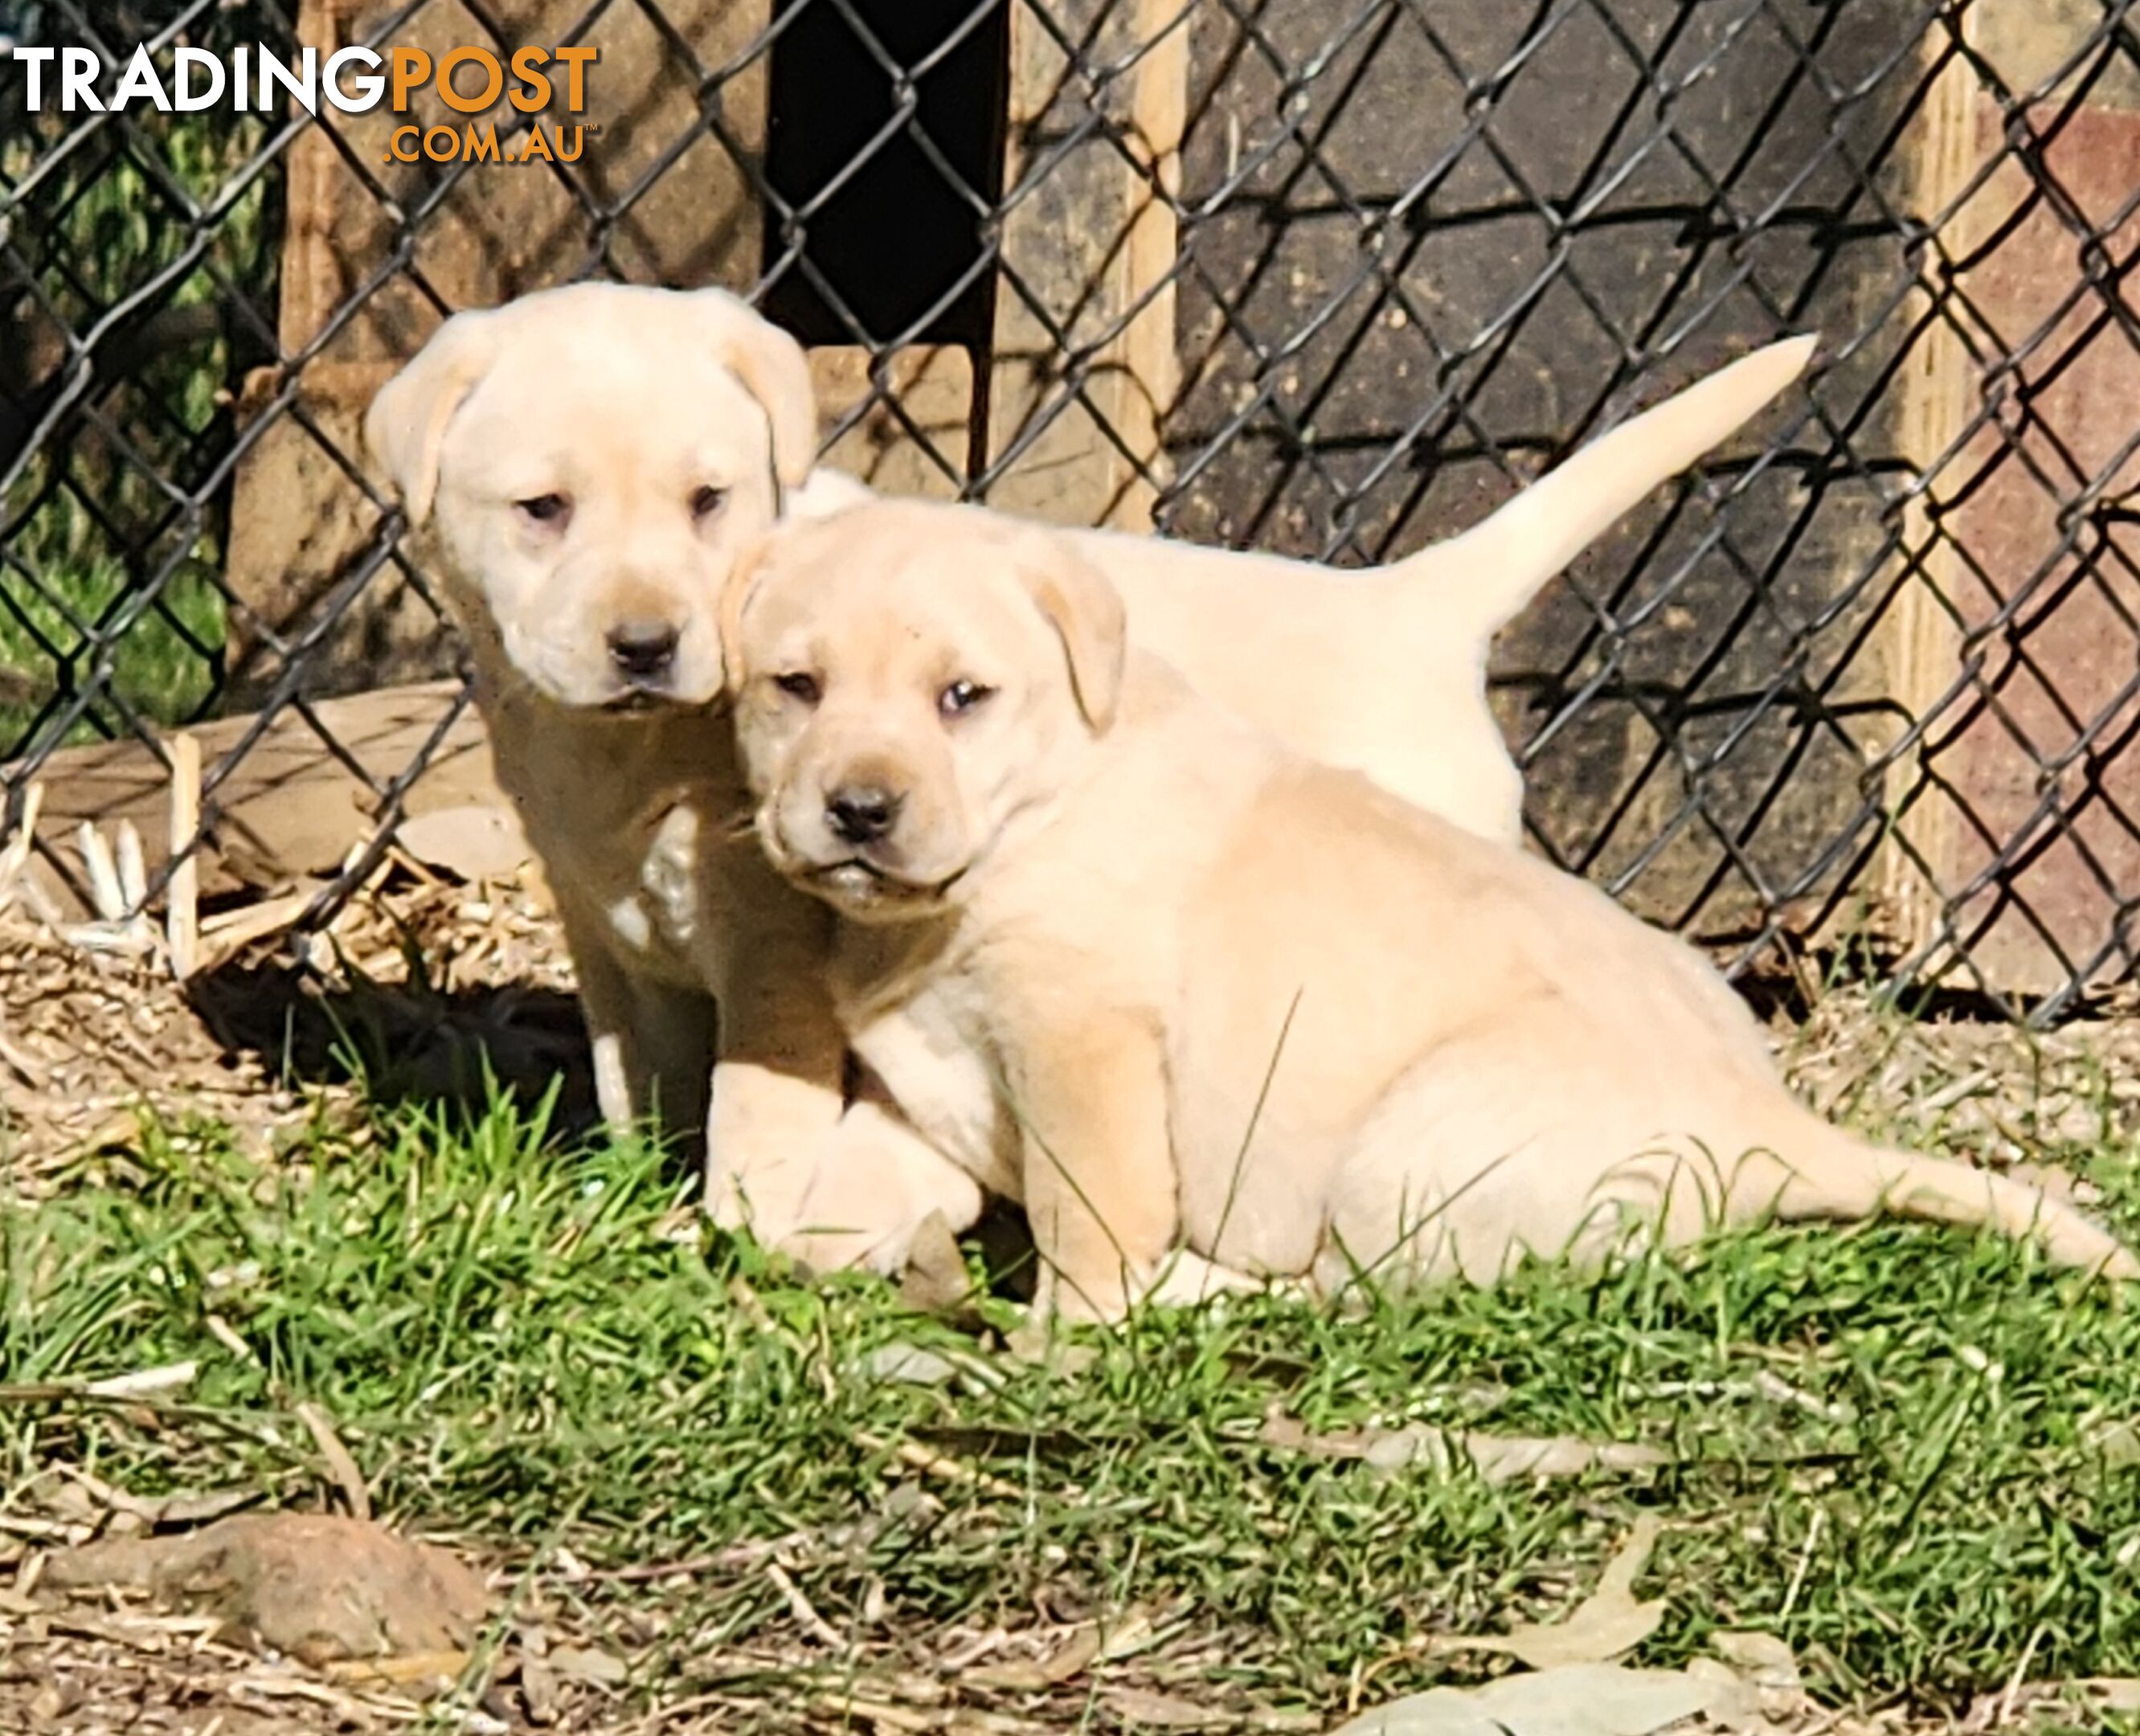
[685,288,819,490]
[1017,533,1127,731]
[718,533,776,695]
[363,310,498,527]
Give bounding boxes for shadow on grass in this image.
[175,941,1055,1303]
[184,956,604,1144]
[178,949,1046,1291]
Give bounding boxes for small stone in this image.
[43,1512,492,1664]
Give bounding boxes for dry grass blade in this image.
[806,1690,939,1732]
[55,1462,256,1528]
[0,781,45,913]
[324,1650,473,1686]
[765,1559,845,1648]
[856,1430,1026,1501]
[114,818,148,913]
[77,818,125,920]
[295,1399,372,1521]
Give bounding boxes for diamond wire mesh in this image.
[2,0,2138,1017]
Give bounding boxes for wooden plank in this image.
[1877,2,2140,993]
[12,681,506,916]
[223,359,445,705]
[1876,14,1982,975]
[224,0,774,701]
[812,345,975,499]
[984,0,1186,531]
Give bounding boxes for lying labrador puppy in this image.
[722,499,2140,1318]
[364,280,1812,1270]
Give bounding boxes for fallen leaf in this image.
[148,1488,263,1526]
[968,1627,1102,1692]
[1708,1632,1798,1692]
[1005,1314,1099,1374]
[967,1607,1162,1693]
[83,1361,198,1399]
[857,1341,1007,1394]
[1435,1517,1664,1668]
[1958,1677,2140,1732]
[1103,1687,1237,1729]
[1691,1632,1808,1734]
[861,1344,966,1387]
[1091,1606,1164,1665]
[520,1651,561,1726]
[1329,1664,1721,1736]
[324,1649,471,1687]
[1462,1435,1671,1484]
[1246,1712,1323,1734]
[2067,1679,2140,1713]
[1260,1412,1667,1485]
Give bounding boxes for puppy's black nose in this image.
[826,785,902,845]
[607,620,680,683]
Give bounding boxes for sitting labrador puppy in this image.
[722,499,2140,1318]
[364,280,1812,1271]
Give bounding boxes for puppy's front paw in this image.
[1140,1248,1275,1309]
[780,1099,986,1278]
[1030,1260,1141,1326]
[1029,1249,1302,1325]
[702,1061,844,1244]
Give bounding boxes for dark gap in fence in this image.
[760,0,1009,348]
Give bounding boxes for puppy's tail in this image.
[1393,334,1819,639]
[1726,1120,2139,1279]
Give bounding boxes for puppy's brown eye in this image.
[939,679,994,718]
[516,493,570,526]
[773,672,821,706]
[691,485,726,519]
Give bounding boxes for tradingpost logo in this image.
[11,43,599,165]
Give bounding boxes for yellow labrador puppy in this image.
[723,499,2140,1318]
[364,280,1812,1271]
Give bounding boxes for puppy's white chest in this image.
[848,981,1020,1200]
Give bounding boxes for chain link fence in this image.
[3,0,2139,1017]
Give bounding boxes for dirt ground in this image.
[6,858,2140,1734]
[0,856,589,1194]
[5,1527,2138,1736]
[8,851,2138,1199]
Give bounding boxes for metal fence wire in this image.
[5,0,2140,1017]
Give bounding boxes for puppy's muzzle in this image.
[825,784,903,847]
[606,619,681,686]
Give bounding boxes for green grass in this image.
[7,1075,2140,1721]
[1,110,274,755]
[0,530,226,751]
